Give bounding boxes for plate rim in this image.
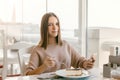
[55,69,90,78]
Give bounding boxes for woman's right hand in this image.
[26,56,56,75]
[43,56,56,68]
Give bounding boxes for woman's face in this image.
[48,16,59,38]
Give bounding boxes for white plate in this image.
[55,69,90,78]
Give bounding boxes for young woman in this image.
[26,12,95,75]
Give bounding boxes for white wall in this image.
[88,27,120,68]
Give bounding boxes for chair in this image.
[0,29,35,80]
[18,45,35,75]
[0,30,21,80]
[0,29,7,79]
[0,30,4,80]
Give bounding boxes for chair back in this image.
[18,45,35,75]
[0,30,8,79]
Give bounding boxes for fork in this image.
[61,63,67,69]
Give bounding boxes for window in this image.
[47,0,82,53]
[0,0,87,56]
[47,0,79,39]
[88,0,120,68]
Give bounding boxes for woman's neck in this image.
[48,37,57,45]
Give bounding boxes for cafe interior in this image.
[0,0,120,80]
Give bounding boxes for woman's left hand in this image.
[83,56,95,69]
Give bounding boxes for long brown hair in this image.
[38,12,63,49]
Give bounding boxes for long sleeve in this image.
[25,47,41,74]
[66,41,87,68]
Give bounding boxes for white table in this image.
[5,68,111,80]
[7,41,34,50]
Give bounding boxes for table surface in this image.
[5,68,111,80]
[7,41,34,50]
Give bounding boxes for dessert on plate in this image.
[65,68,82,76]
